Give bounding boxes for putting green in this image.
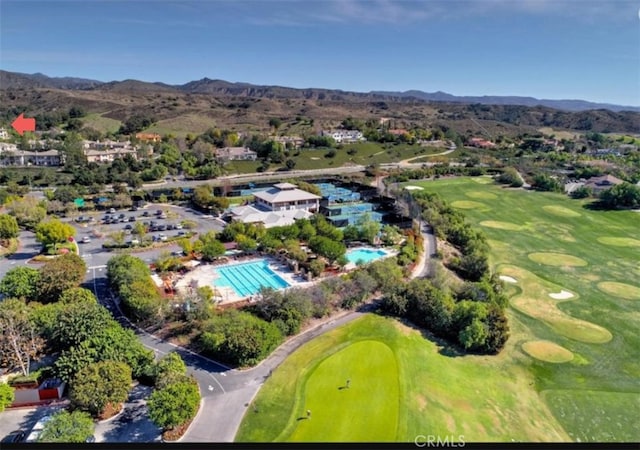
[528,252,588,267]
[450,200,487,210]
[500,265,612,344]
[597,282,640,300]
[466,191,498,200]
[480,220,525,231]
[522,341,574,363]
[597,237,640,247]
[542,205,581,218]
[286,340,399,442]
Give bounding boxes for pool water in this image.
[212,259,290,297]
[346,248,387,264]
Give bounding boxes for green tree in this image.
[148,381,200,431]
[0,266,40,300]
[52,301,115,350]
[0,299,45,376]
[0,213,19,242]
[600,183,640,209]
[308,236,346,264]
[7,196,46,230]
[154,352,188,389]
[571,185,592,199]
[37,253,87,302]
[35,219,76,249]
[496,167,523,187]
[38,410,94,443]
[70,361,132,417]
[59,287,97,305]
[0,383,14,412]
[197,231,225,261]
[531,173,562,192]
[357,213,381,245]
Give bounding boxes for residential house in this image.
[467,137,496,149]
[0,128,9,139]
[583,175,624,194]
[84,148,138,163]
[274,136,305,149]
[214,146,257,161]
[0,149,62,167]
[135,133,162,143]
[321,130,365,144]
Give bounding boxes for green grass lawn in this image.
[236,176,640,443]
[236,315,568,443]
[407,177,640,441]
[81,113,122,134]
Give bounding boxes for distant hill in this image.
[0,70,103,90]
[1,70,639,135]
[371,90,640,113]
[1,70,637,112]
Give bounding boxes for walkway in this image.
[410,222,437,279]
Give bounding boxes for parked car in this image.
[124,224,133,230]
[159,234,168,242]
[2,430,26,443]
[118,213,126,219]
[155,209,163,216]
[177,231,186,236]
[109,208,116,214]
[128,216,136,222]
[81,236,91,243]
[142,211,150,217]
[175,223,183,230]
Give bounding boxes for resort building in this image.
[84,147,138,163]
[227,182,320,228]
[0,149,62,167]
[253,183,320,212]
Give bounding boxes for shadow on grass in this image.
[373,310,467,358]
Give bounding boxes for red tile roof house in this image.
[468,137,496,149]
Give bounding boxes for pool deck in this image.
[174,257,313,305]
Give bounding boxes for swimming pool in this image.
[212,259,290,297]
[346,248,387,265]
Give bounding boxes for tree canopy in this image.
[148,381,200,431]
[38,410,94,443]
[70,360,132,417]
[0,213,19,242]
[37,253,87,302]
[0,266,40,300]
[35,219,76,247]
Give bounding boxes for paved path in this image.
[410,221,437,279]
[105,284,363,442]
[397,148,455,166]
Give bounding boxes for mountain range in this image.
[1,70,638,113]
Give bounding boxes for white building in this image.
[0,128,9,139]
[253,183,320,212]
[321,130,365,144]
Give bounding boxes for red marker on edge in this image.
[12,113,36,135]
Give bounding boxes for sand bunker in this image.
[451,200,487,209]
[597,281,640,300]
[480,220,525,231]
[499,275,518,283]
[528,252,588,267]
[596,237,640,248]
[542,205,581,218]
[404,186,424,191]
[522,341,574,363]
[549,290,574,300]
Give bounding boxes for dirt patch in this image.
[528,252,588,267]
[597,281,640,300]
[416,395,427,412]
[542,205,581,218]
[480,220,525,231]
[465,191,497,200]
[450,200,487,210]
[597,237,640,248]
[522,341,574,363]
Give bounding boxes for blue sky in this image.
[1,0,639,106]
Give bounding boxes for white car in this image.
[81,236,91,243]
